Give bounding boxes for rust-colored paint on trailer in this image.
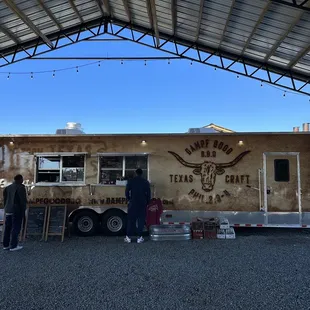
[0,133,309,213]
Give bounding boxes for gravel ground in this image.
[1,228,310,310]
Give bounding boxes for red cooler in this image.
[146,199,163,228]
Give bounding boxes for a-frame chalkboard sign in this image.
[23,205,48,241]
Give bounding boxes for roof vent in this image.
[55,122,85,135]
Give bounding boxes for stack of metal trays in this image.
[149,224,192,241]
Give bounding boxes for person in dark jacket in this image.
[3,174,27,251]
[124,168,151,243]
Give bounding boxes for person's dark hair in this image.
[14,174,23,183]
[136,168,143,176]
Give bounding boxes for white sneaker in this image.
[10,245,23,252]
[124,236,131,243]
[137,237,144,244]
[3,247,9,250]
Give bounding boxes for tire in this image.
[72,211,99,237]
[101,210,127,236]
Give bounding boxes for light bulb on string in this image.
[76,66,79,73]
[283,91,286,97]
[260,81,263,87]
[7,73,10,79]
[168,59,170,65]
[190,60,193,65]
[98,61,101,67]
[52,70,55,78]
[144,60,147,66]
[237,75,240,79]
[31,72,33,79]
[121,59,123,65]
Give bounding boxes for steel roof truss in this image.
[195,0,205,42]
[121,0,132,22]
[218,0,236,48]
[37,0,62,30]
[3,0,54,49]
[0,17,308,96]
[68,0,84,23]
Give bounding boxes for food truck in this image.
[0,129,309,236]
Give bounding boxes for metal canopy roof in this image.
[0,0,310,94]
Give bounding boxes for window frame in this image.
[97,153,150,185]
[34,152,87,186]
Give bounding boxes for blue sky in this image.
[0,33,309,134]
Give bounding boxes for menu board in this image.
[45,205,67,242]
[23,206,48,240]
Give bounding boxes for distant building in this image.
[293,123,310,132]
[187,123,234,134]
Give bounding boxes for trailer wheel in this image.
[72,211,99,237]
[101,210,127,236]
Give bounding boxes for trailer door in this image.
[263,152,301,226]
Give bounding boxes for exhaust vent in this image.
[56,122,85,135]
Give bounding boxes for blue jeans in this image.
[3,214,23,249]
[126,206,146,237]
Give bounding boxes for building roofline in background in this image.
[203,123,235,133]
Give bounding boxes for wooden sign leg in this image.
[22,208,29,242]
[19,219,24,242]
[41,206,48,241]
[61,206,67,242]
[45,206,51,242]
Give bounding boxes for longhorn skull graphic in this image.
[168,150,250,192]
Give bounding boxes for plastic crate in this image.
[192,230,204,239]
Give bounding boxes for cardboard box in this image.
[217,229,226,239]
[219,218,230,229]
[225,228,236,239]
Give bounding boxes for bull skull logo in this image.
[168,150,250,192]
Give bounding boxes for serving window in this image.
[36,154,85,183]
[99,155,148,185]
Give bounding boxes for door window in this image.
[274,159,290,182]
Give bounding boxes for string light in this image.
[1,58,308,100]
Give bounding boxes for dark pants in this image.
[3,214,23,249]
[127,206,146,237]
